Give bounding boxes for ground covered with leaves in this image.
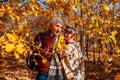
[0,56,37,80]
[85,61,120,80]
[0,56,120,80]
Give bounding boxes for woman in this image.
[61,26,85,80]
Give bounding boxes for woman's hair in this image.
[64,25,79,41]
[64,26,76,34]
[50,18,64,25]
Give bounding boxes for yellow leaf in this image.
[89,23,94,28]
[51,0,57,2]
[104,39,109,44]
[16,42,25,54]
[101,39,109,44]
[116,47,120,53]
[9,14,16,20]
[42,57,47,64]
[104,66,108,73]
[5,33,16,41]
[28,0,35,2]
[22,19,27,25]
[104,24,109,28]
[17,47,25,54]
[46,0,50,3]
[89,33,94,38]
[15,15,20,21]
[60,8,64,14]
[101,41,104,44]
[1,51,6,55]
[56,36,65,52]
[99,31,102,35]
[22,12,27,16]
[61,0,66,2]
[25,32,30,37]
[7,7,14,13]
[96,22,99,27]
[104,5,109,11]
[105,11,109,15]
[102,52,107,57]
[14,52,20,59]
[110,30,118,43]
[46,0,56,3]
[30,35,34,42]
[91,15,97,21]
[0,5,5,17]
[72,0,78,9]
[86,30,91,33]
[98,28,103,34]
[0,35,5,44]
[34,11,38,17]
[18,3,23,7]
[103,48,107,52]
[5,43,15,52]
[12,30,19,40]
[81,4,86,10]
[111,30,118,36]
[1,51,6,57]
[99,18,104,23]
[18,25,24,31]
[74,0,78,7]
[72,5,76,9]
[0,11,4,17]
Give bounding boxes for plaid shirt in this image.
[61,42,85,80]
[48,53,63,76]
[48,36,63,77]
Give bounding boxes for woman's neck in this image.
[66,39,75,44]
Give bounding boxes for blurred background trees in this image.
[0,0,120,79]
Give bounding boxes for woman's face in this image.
[64,31,74,43]
[50,22,63,36]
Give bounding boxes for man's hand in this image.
[24,48,33,57]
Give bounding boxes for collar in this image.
[45,29,59,38]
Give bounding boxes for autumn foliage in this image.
[0,0,120,77]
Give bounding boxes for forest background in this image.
[0,0,120,80]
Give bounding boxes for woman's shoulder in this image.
[70,41,80,46]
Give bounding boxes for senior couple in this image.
[28,17,85,80]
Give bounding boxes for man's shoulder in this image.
[38,32,46,36]
[34,32,46,42]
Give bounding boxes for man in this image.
[33,18,64,80]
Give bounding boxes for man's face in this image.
[50,22,63,36]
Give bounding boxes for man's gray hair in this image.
[50,18,64,25]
